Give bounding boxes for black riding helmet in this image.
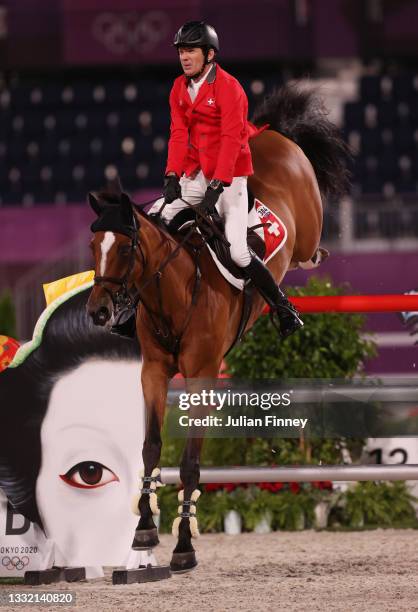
[173,21,219,52]
[174,21,219,79]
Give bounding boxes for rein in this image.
[134,220,202,355]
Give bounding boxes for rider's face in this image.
[178,46,205,78]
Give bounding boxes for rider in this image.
[151,20,303,338]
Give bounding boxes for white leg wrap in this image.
[189,516,200,538]
[172,489,201,539]
[191,489,201,503]
[132,467,164,516]
[172,516,181,538]
[149,492,160,515]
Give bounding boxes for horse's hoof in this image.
[131,527,160,550]
[169,551,198,573]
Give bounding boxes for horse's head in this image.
[87,184,143,327]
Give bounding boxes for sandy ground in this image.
[2,530,418,612]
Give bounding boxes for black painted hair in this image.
[0,288,141,526]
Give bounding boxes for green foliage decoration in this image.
[343,481,418,528]
[225,276,376,379]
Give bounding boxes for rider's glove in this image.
[163,174,181,203]
[198,179,224,214]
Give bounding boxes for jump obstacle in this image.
[163,292,418,486]
[287,294,418,314]
[161,465,418,484]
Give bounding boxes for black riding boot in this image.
[241,254,303,338]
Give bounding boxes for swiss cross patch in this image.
[207,98,215,106]
[254,199,287,263]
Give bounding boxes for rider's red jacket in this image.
[166,64,261,185]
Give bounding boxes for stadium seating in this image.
[345,72,418,199]
[2,69,417,242]
[0,73,272,206]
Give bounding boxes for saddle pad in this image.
[208,198,288,290]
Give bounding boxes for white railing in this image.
[161,465,418,484]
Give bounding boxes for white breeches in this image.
[149,171,251,267]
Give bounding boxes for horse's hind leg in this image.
[131,360,169,550]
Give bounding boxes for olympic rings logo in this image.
[92,11,170,55]
[1,555,30,571]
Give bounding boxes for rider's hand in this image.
[198,179,224,214]
[163,174,181,203]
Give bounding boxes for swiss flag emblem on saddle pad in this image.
[254,199,288,263]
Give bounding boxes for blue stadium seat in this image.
[392,74,418,102]
[321,210,339,241]
[378,102,397,128]
[360,75,381,102]
[344,102,364,130]
[394,126,415,153]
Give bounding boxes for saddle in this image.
[165,204,265,280]
[149,205,259,354]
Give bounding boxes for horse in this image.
[86,84,349,572]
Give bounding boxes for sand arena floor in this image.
[3,530,418,612]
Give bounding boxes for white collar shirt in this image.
[187,68,211,103]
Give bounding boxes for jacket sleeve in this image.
[165,80,189,177]
[213,80,247,184]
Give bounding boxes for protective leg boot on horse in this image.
[242,254,304,338]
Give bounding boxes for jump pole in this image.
[161,465,418,484]
[287,294,418,313]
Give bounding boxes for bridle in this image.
[92,209,202,355]
[93,214,145,312]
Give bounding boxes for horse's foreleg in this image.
[131,361,168,550]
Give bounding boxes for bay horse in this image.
[87,85,348,572]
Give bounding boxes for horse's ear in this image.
[120,192,133,225]
[89,192,102,215]
[107,175,122,197]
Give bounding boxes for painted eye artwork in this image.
[60,461,120,489]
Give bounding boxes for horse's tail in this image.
[252,83,351,199]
